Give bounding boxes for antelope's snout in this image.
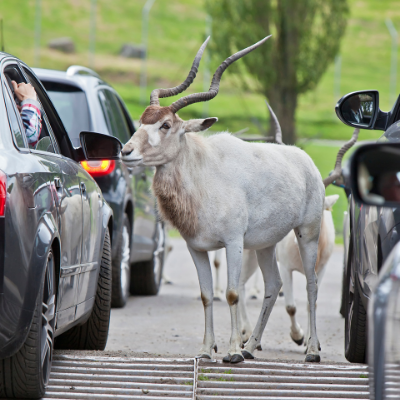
[121,140,143,167]
[121,149,132,157]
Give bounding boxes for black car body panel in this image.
[33,68,158,267]
[0,53,113,359]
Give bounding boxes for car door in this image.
[74,165,104,320]
[98,88,156,260]
[21,67,85,330]
[1,64,56,323]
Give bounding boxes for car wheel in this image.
[55,228,112,350]
[111,214,131,308]
[0,250,56,399]
[339,262,346,318]
[344,241,367,363]
[130,221,165,295]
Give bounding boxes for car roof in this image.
[33,66,111,93]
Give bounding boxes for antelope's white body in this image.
[122,122,325,363]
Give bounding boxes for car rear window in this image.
[41,81,90,147]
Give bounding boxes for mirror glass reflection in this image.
[342,92,375,127]
[80,131,122,160]
[358,146,400,204]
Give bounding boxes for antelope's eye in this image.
[161,123,170,130]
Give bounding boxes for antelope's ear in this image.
[324,194,340,210]
[182,117,218,133]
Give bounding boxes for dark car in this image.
[349,142,400,399]
[33,66,166,307]
[336,90,400,363]
[0,53,122,398]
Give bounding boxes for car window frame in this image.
[2,78,30,152]
[21,65,78,160]
[115,93,136,136]
[97,87,131,143]
[19,66,62,156]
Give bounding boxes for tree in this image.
[206,0,349,144]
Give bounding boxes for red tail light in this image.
[0,170,6,217]
[80,160,116,177]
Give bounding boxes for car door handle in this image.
[54,177,62,189]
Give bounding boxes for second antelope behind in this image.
[121,35,326,364]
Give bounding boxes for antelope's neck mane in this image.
[152,133,209,237]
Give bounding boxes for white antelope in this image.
[121,35,353,364]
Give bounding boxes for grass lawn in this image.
[1,0,399,141]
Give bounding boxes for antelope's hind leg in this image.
[280,266,304,346]
[213,249,224,301]
[296,223,321,363]
[238,250,258,345]
[187,246,218,359]
[242,246,282,359]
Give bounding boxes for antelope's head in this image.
[121,35,271,168]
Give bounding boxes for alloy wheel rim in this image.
[120,225,131,297]
[41,252,55,386]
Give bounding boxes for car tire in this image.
[111,214,131,308]
[130,222,165,295]
[344,240,367,363]
[55,228,112,350]
[0,250,56,399]
[339,262,346,318]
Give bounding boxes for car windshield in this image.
[42,81,90,147]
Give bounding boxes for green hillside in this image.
[2,0,399,138]
[1,0,399,239]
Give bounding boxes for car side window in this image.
[3,83,28,149]
[98,89,131,143]
[22,70,60,155]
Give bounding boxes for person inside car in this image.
[11,80,42,147]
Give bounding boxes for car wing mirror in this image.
[79,131,122,161]
[350,142,400,207]
[336,90,388,131]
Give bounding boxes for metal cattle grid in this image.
[41,354,370,399]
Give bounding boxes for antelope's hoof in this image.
[279,291,284,297]
[196,353,212,359]
[291,336,304,346]
[241,350,254,359]
[230,354,244,363]
[222,354,231,363]
[305,354,321,363]
[256,344,262,351]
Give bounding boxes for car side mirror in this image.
[336,90,388,131]
[350,143,400,206]
[79,131,122,160]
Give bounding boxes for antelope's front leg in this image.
[187,245,217,359]
[242,246,282,359]
[223,241,245,364]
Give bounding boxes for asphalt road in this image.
[106,238,347,363]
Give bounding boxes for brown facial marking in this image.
[286,305,296,316]
[226,289,239,306]
[140,105,174,125]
